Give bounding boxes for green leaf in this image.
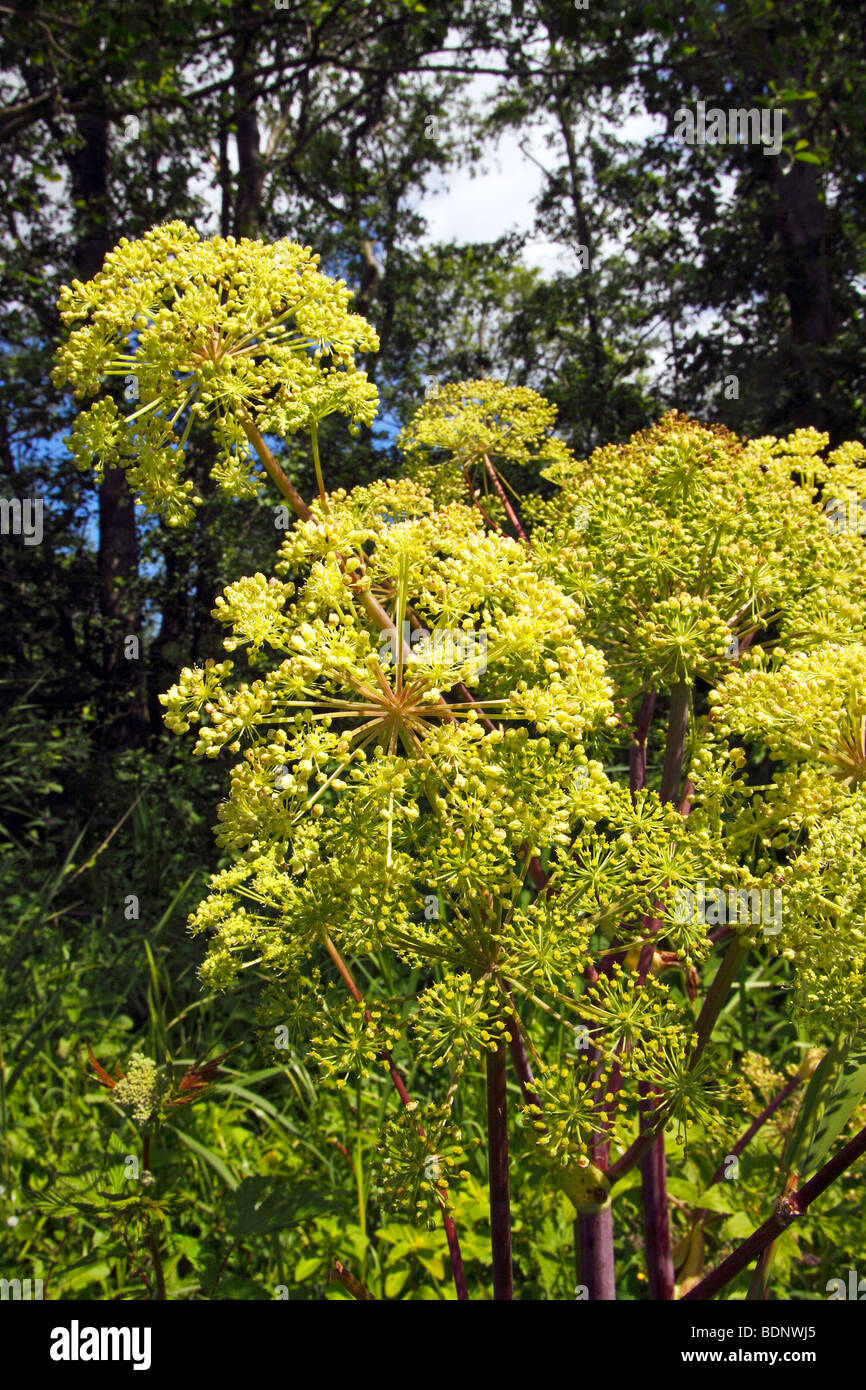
[801,1049,866,1175]
[385,1267,410,1297]
[784,1047,838,1174]
[720,1211,754,1241]
[170,1126,239,1190]
[226,1176,346,1237]
[694,1186,735,1214]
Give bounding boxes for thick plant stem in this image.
[692,936,749,1066]
[637,683,689,1300]
[486,1038,514,1299]
[323,935,469,1301]
[639,1088,674,1300]
[659,682,690,804]
[505,1013,541,1109]
[507,1009,614,1298]
[629,691,656,803]
[577,1194,616,1300]
[483,455,529,544]
[238,412,312,520]
[576,1029,617,1299]
[682,1120,866,1301]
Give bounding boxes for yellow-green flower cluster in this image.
[397,379,576,509]
[524,1057,632,1166]
[410,975,509,1068]
[375,1101,472,1224]
[310,1000,401,1086]
[531,413,866,694]
[700,644,866,1033]
[708,643,866,786]
[165,482,628,1008]
[54,221,379,523]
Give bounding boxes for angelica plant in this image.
[57,225,866,1301]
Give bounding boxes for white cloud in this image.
[418,131,543,245]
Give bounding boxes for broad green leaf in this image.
[784,1046,837,1174]
[801,1050,866,1175]
[385,1267,410,1297]
[294,1256,322,1281]
[226,1176,346,1237]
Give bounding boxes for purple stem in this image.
[629,691,656,804]
[637,683,689,1300]
[639,1082,675,1300]
[577,1169,616,1300]
[505,1013,541,1110]
[659,683,690,805]
[486,1037,514,1300]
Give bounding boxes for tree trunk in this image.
[68,97,147,749]
[232,38,263,239]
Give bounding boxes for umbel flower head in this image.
[397,379,576,514]
[164,479,618,976]
[530,413,866,693]
[53,221,379,524]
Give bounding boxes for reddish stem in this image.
[486,1037,514,1299]
[483,455,529,544]
[505,1012,542,1110]
[636,684,689,1300]
[629,691,656,803]
[639,1083,675,1300]
[461,462,505,534]
[577,1178,616,1299]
